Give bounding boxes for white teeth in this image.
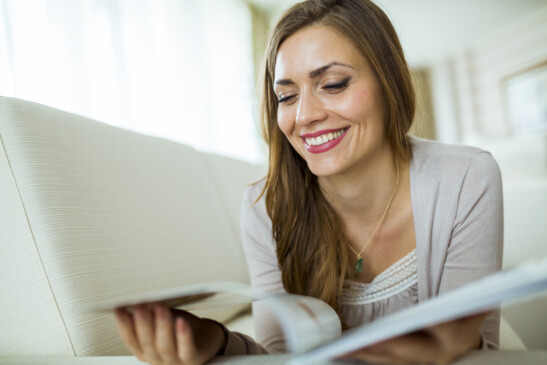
[305,128,346,146]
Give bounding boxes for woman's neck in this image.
[318,148,401,226]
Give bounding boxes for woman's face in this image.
[274,25,387,177]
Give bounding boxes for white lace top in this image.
[339,249,418,328]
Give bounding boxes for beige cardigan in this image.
[224,137,503,354]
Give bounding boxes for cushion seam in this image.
[0,131,77,356]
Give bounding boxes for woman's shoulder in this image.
[410,136,491,160]
[409,136,500,179]
[242,178,267,206]
[240,179,277,259]
[241,179,271,228]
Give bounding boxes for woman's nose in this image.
[295,92,327,126]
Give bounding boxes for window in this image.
[0,0,263,163]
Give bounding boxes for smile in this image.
[301,127,348,154]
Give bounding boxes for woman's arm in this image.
[238,183,288,353]
[438,151,504,348]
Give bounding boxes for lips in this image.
[301,127,348,154]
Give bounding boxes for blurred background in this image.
[1,0,546,349]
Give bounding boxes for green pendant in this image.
[355,258,363,273]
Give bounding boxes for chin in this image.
[306,161,342,178]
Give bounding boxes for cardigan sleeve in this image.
[439,151,504,349]
[221,325,270,355]
[239,183,288,353]
[219,183,288,355]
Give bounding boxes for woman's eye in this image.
[278,94,296,104]
[323,77,351,92]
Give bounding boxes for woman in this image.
[115,0,503,364]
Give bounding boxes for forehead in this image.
[274,26,365,80]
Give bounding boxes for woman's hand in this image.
[115,304,226,365]
[341,312,489,364]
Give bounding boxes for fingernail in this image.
[136,308,145,319]
[176,318,185,333]
[155,306,165,319]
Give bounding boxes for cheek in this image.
[276,109,294,136]
[332,88,371,115]
[357,89,371,101]
[344,88,382,120]
[354,89,376,109]
[277,110,303,153]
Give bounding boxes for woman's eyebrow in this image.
[275,79,294,86]
[275,62,354,86]
[309,62,353,78]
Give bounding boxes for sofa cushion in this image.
[0,97,263,355]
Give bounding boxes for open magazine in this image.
[89,257,547,364]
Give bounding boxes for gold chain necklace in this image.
[348,160,400,274]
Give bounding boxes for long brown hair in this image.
[259,0,415,312]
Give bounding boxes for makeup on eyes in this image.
[278,93,296,104]
[276,76,352,104]
[323,76,351,91]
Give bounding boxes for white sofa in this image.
[0,96,263,357]
[0,97,535,362]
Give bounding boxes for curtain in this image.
[0,0,263,163]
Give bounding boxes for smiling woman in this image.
[274,27,389,177]
[114,1,504,364]
[253,0,500,360]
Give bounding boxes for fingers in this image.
[176,317,201,363]
[427,313,487,354]
[342,325,477,365]
[115,305,209,365]
[115,308,142,357]
[115,305,183,364]
[343,351,406,364]
[342,346,408,364]
[133,306,161,363]
[341,313,490,365]
[154,306,178,363]
[374,332,452,364]
[364,333,443,364]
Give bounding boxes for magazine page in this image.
[86,281,254,312]
[260,294,341,353]
[290,257,547,365]
[86,280,341,353]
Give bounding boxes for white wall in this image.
[430,6,547,350]
[431,6,547,180]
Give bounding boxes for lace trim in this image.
[341,249,417,305]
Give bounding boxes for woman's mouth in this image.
[301,127,349,154]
